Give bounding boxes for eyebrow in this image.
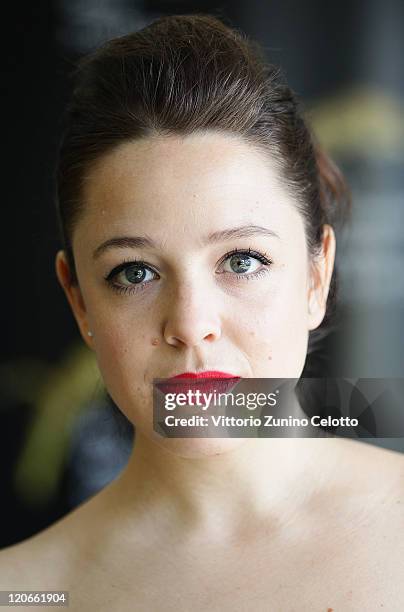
[92,224,280,259]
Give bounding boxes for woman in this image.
[1,14,403,611]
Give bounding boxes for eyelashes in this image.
[104,247,273,296]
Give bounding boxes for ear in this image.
[307,224,336,331]
[55,250,93,349]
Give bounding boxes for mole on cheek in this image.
[151,338,160,346]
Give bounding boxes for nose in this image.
[162,282,222,348]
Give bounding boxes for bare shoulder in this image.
[334,437,404,498]
[343,437,404,478]
[0,489,107,592]
[330,438,404,547]
[0,482,148,611]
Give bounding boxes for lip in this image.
[155,371,242,399]
[170,370,239,380]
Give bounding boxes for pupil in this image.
[230,254,251,273]
[125,266,146,283]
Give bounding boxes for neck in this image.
[109,407,347,541]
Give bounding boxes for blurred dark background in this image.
[1,0,403,548]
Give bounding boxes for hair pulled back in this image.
[56,13,351,371]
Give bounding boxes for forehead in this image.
[78,131,303,243]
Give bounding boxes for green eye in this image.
[220,248,272,277]
[227,253,255,273]
[105,247,273,296]
[105,259,158,295]
[122,265,148,284]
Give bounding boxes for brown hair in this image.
[56,13,351,368]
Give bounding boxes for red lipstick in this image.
[170,371,239,380]
[156,371,241,399]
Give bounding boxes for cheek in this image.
[90,313,154,424]
[236,266,309,377]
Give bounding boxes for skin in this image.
[57,130,334,457]
[1,131,403,611]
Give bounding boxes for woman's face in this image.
[56,131,335,456]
